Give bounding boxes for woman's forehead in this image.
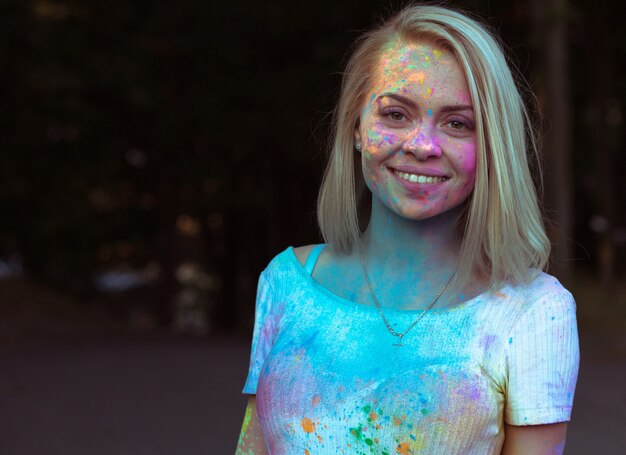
[378,40,452,68]
[366,41,471,104]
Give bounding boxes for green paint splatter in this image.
[350,424,364,441]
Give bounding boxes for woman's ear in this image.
[354,129,362,152]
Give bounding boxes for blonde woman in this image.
[236,4,579,454]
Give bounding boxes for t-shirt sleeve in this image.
[504,287,580,425]
[242,271,279,395]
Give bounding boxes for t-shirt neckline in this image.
[287,246,496,316]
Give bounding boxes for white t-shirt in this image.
[243,246,579,454]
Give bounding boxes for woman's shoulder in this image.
[262,244,326,278]
[292,244,320,266]
[512,269,573,300]
[499,269,575,318]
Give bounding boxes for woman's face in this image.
[355,41,477,221]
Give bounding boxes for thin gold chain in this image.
[358,249,456,345]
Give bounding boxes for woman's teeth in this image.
[394,171,446,184]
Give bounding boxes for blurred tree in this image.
[531,0,574,281]
[1,0,623,334]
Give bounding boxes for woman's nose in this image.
[401,130,442,160]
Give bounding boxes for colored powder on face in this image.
[407,71,426,84]
[427,108,433,116]
[301,417,315,433]
[367,130,383,145]
[382,134,397,145]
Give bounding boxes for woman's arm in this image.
[236,396,268,454]
[501,422,568,455]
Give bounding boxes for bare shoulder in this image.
[293,244,319,266]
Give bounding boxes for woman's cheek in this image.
[365,126,402,156]
[460,142,477,178]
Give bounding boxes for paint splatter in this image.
[301,417,315,433]
[397,442,410,454]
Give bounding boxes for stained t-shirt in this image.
[243,246,579,454]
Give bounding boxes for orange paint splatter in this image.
[407,72,425,84]
[369,410,378,421]
[301,417,315,433]
[393,416,402,426]
[317,435,323,443]
[495,292,508,298]
[304,450,310,455]
[397,442,410,454]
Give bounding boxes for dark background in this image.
[0,0,624,454]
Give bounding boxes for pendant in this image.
[392,335,404,347]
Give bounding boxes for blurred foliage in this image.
[0,0,624,334]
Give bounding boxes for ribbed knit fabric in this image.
[243,246,579,454]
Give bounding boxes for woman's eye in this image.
[444,119,474,131]
[389,111,406,121]
[448,120,466,129]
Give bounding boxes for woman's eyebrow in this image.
[377,92,418,109]
[440,105,473,113]
[377,93,473,113]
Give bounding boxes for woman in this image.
[236,4,579,454]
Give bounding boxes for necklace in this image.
[358,249,456,347]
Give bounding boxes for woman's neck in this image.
[361,198,463,269]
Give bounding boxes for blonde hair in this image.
[317,4,550,287]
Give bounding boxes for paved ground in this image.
[0,335,624,455]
